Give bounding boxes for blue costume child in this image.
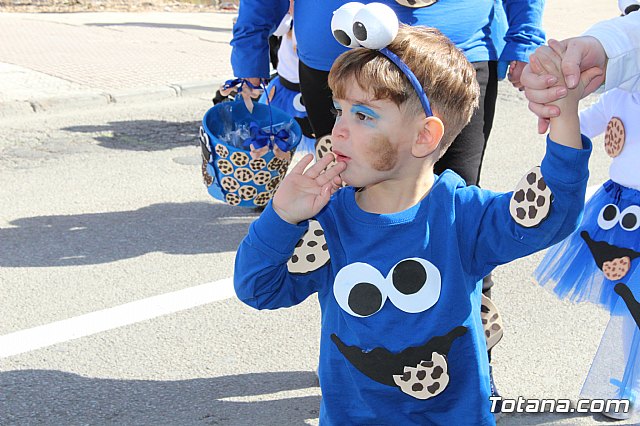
[534,3,640,416]
[234,4,591,424]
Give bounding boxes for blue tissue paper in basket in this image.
[199,99,302,207]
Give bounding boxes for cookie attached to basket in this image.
[199,94,302,208]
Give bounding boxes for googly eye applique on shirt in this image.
[333,257,442,317]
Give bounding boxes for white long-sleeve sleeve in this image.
[584,12,640,92]
[579,95,609,139]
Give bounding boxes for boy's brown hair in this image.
[328,25,480,157]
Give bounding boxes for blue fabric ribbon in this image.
[243,122,292,152]
[223,78,264,93]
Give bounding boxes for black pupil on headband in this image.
[333,29,352,47]
[353,21,367,42]
[625,4,640,14]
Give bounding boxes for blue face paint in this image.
[332,101,343,122]
[351,104,380,128]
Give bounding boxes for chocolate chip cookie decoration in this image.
[510,166,553,227]
[605,117,625,158]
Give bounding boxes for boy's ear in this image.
[412,116,444,158]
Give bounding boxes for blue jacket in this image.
[231,0,545,78]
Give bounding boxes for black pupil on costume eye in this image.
[353,21,367,41]
[603,205,618,221]
[392,260,427,295]
[333,30,352,47]
[349,282,382,316]
[625,4,640,14]
[622,213,638,229]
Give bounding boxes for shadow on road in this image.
[0,369,320,425]
[63,120,202,152]
[0,201,257,267]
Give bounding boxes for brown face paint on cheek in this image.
[367,133,398,172]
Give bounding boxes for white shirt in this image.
[584,12,640,92]
[580,88,640,190]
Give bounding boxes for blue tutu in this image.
[535,180,640,313]
[581,296,640,406]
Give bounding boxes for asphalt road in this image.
[1,0,638,422]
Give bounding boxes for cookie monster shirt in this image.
[231,0,545,78]
[234,136,591,425]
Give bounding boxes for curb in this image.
[0,80,221,118]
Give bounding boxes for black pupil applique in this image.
[622,212,638,230]
[392,259,427,295]
[349,282,383,316]
[353,21,367,42]
[333,30,352,47]
[604,205,618,221]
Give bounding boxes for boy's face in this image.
[331,80,421,188]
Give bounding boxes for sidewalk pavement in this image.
[0,12,236,117]
[0,1,620,118]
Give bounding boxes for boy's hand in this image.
[272,153,346,224]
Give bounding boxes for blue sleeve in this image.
[499,0,546,63]
[234,201,327,309]
[457,135,592,279]
[230,0,289,78]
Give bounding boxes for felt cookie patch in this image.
[287,219,330,274]
[215,143,229,159]
[392,352,449,400]
[253,171,271,185]
[509,166,553,228]
[481,294,503,351]
[249,158,267,171]
[230,151,250,167]
[253,192,271,207]
[316,135,337,167]
[220,176,240,192]
[234,167,254,183]
[603,257,632,280]
[217,159,234,175]
[605,117,625,158]
[238,185,257,200]
[225,193,241,206]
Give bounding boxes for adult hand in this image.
[507,60,527,90]
[522,37,606,133]
[272,153,346,224]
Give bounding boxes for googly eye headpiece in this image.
[331,2,433,117]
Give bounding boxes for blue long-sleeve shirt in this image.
[231,0,545,78]
[234,136,591,425]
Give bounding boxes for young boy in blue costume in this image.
[234,22,592,425]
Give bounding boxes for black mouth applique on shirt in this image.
[331,326,467,400]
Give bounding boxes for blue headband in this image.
[331,2,433,118]
[378,47,433,118]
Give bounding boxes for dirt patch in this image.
[0,0,238,13]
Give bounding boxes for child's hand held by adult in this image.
[272,153,346,225]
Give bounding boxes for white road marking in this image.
[0,185,603,359]
[0,277,234,358]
